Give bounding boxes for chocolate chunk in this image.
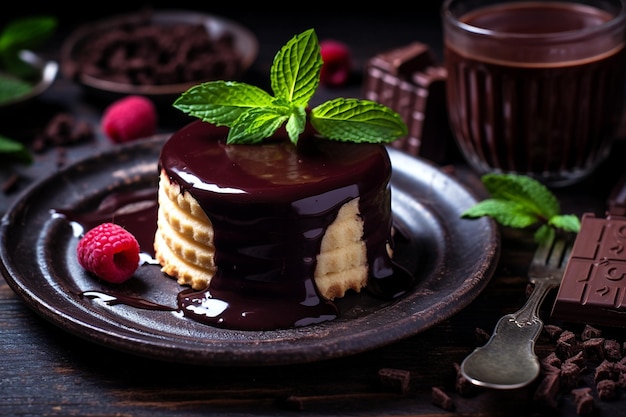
[366,42,436,78]
[431,386,455,411]
[377,368,411,394]
[544,324,564,340]
[581,324,602,341]
[565,351,586,371]
[453,362,478,397]
[584,338,606,362]
[595,360,618,382]
[556,330,580,360]
[533,372,560,409]
[362,42,455,164]
[605,339,622,361]
[541,352,562,374]
[572,387,595,415]
[561,361,582,390]
[550,213,626,328]
[596,379,619,400]
[474,327,491,345]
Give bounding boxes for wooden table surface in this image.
[2,6,626,417]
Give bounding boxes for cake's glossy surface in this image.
[157,120,414,330]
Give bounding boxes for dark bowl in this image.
[60,10,258,108]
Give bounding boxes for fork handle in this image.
[510,279,558,327]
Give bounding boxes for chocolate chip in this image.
[604,339,622,362]
[377,368,410,394]
[561,362,582,391]
[533,372,560,409]
[431,386,454,411]
[572,387,595,415]
[581,324,602,341]
[597,379,619,401]
[452,362,478,397]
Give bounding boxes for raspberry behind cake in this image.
[153,29,414,330]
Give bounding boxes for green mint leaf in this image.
[0,73,31,104]
[0,16,57,52]
[270,28,321,107]
[174,81,274,126]
[310,98,408,143]
[0,134,33,164]
[227,107,289,144]
[461,199,539,228]
[534,224,555,245]
[174,29,407,146]
[462,173,581,243]
[549,214,581,233]
[286,106,307,144]
[482,173,560,220]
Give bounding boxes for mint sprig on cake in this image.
[173,28,408,145]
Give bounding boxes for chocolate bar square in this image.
[550,213,626,327]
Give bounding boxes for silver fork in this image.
[460,234,574,389]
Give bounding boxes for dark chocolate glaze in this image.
[160,120,414,330]
[57,188,159,257]
[58,121,416,331]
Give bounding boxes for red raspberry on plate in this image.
[101,95,157,143]
[319,39,352,87]
[77,222,140,283]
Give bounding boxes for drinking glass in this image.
[442,0,626,187]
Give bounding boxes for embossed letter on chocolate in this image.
[551,213,626,327]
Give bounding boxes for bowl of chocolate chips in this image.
[60,9,258,107]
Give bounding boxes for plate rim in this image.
[0,137,500,366]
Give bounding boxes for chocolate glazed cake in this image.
[154,121,415,330]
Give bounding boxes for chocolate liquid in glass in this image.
[445,2,625,185]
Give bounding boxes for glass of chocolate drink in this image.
[442,0,626,187]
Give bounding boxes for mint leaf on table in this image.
[0,73,32,103]
[0,135,33,164]
[461,173,581,243]
[0,16,57,78]
[174,28,408,145]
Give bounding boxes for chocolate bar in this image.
[362,42,456,164]
[550,212,626,327]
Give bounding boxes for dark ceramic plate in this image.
[0,136,500,367]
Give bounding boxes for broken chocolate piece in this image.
[597,379,620,400]
[533,372,560,409]
[453,362,478,397]
[605,339,622,362]
[362,42,455,164]
[377,368,411,394]
[581,324,602,341]
[431,386,455,411]
[584,338,606,362]
[572,387,595,415]
[561,361,582,390]
[550,213,626,328]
